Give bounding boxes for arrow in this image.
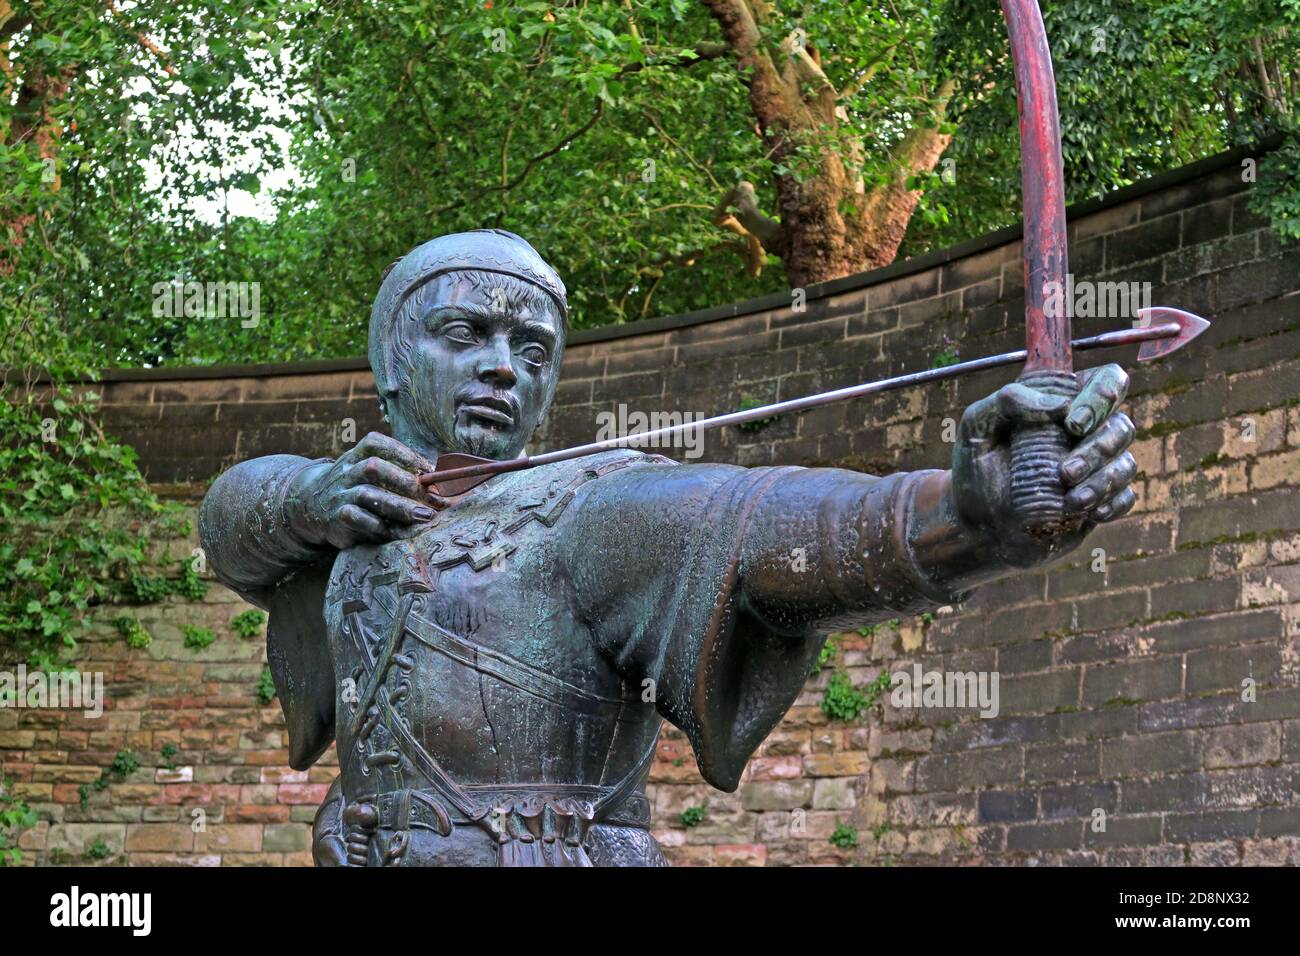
[418,308,1209,497]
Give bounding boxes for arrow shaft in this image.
[419,321,1184,488]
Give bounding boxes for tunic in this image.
[199,448,968,865]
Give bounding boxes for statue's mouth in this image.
[458,395,515,427]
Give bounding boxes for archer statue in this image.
[198,227,1139,866]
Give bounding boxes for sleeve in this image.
[198,455,338,769]
[560,459,973,792]
[198,454,333,604]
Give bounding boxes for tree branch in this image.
[714,180,782,247]
[105,0,177,77]
[431,100,605,215]
[839,44,897,102]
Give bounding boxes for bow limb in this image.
[1001,0,1081,538]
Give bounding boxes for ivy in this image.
[256,664,276,705]
[0,386,191,670]
[734,395,782,434]
[679,806,707,828]
[231,609,266,640]
[159,743,179,771]
[112,616,152,649]
[822,670,894,722]
[811,634,841,676]
[830,824,858,848]
[181,625,216,651]
[108,749,139,781]
[0,778,38,867]
[122,563,209,605]
[822,671,870,722]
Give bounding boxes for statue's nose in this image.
[477,338,517,387]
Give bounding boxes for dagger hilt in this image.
[1009,369,1083,540]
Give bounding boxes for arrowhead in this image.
[1135,307,1211,362]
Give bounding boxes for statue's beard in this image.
[451,417,517,459]
[399,372,535,461]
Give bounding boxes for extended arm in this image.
[567,364,1136,639]
[198,432,443,605]
[733,363,1138,631]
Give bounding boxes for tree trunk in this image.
[702,0,955,288]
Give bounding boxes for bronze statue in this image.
[197,2,1207,866]
[200,228,1141,867]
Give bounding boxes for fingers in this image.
[1091,487,1136,523]
[1065,450,1137,514]
[1060,412,1136,486]
[352,432,436,476]
[1065,364,1130,438]
[349,486,435,526]
[327,504,390,548]
[351,455,427,501]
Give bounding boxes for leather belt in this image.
[373,785,652,831]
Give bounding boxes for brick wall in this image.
[5,143,1299,866]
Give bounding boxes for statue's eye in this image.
[443,322,477,343]
[521,344,547,366]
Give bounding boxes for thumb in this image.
[995,382,1071,431]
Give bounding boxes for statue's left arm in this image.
[561,365,1135,789]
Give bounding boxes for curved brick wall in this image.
[6,142,1300,866]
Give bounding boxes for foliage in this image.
[829,823,858,848]
[734,394,782,433]
[109,749,139,780]
[112,615,152,649]
[856,618,901,639]
[822,669,893,722]
[86,748,140,803]
[822,670,869,722]
[84,839,111,861]
[230,609,265,640]
[0,778,38,867]
[0,386,190,668]
[811,634,840,675]
[931,339,960,369]
[255,663,276,705]
[122,563,208,605]
[2,0,1294,373]
[159,743,179,770]
[679,805,708,827]
[181,624,216,651]
[170,564,209,601]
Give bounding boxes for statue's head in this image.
[369,229,567,462]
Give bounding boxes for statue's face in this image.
[386,271,563,462]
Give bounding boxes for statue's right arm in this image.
[198,455,336,605]
[199,433,443,605]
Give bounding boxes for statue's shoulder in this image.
[537,447,677,481]
[494,448,676,516]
